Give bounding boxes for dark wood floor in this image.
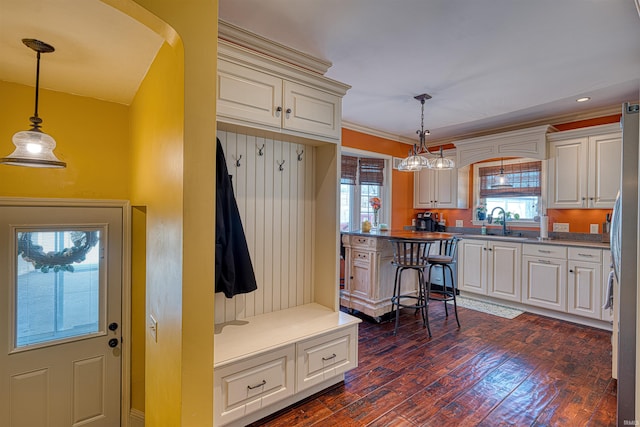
[250,301,617,426]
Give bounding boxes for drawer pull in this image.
[247,380,266,390]
[322,353,337,362]
[538,259,551,264]
[577,253,594,257]
[538,249,551,254]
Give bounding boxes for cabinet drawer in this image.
[523,244,567,259]
[568,247,601,262]
[351,236,376,248]
[352,250,370,264]
[296,326,358,392]
[215,346,295,426]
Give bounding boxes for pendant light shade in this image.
[492,158,512,188]
[1,39,66,168]
[428,146,456,170]
[398,94,455,172]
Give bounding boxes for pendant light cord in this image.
[30,50,43,130]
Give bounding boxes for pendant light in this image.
[428,146,455,170]
[397,94,454,171]
[0,39,66,168]
[492,158,512,188]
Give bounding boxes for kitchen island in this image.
[340,230,454,321]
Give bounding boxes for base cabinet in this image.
[458,238,521,302]
[341,234,416,319]
[522,255,567,311]
[567,247,602,320]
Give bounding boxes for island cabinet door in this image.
[458,240,487,295]
[350,250,374,299]
[487,242,522,302]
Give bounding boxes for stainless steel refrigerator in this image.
[612,102,640,425]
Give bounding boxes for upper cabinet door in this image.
[282,81,341,139]
[414,167,435,209]
[434,166,457,208]
[548,137,588,208]
[217,59,283,128]
[589,132,622,208]
[547,125,622,209]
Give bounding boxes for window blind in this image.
[341,155,358,185]
[359,158,385,186]
[479,160,541,197]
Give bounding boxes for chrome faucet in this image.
[487,207,509,236]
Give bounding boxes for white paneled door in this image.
[0,206,122,427]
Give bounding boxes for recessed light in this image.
[576,97,591,103]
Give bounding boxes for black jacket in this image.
[215,138,258,298]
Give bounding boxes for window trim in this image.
[471,157,547,228]
[341,148,393,230]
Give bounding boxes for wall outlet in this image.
[553,222,570,232]
[590,224,599,234]
[456,220,463,227]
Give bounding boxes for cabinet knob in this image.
[286,108,292,114]
[569,269,574,273]
[276,106,282,112]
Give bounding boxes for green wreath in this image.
[17,231,99,273]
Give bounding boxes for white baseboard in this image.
[130,409,145,427]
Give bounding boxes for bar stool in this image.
[426,237,460,328]
[389,239,432,336]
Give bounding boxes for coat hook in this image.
[277,160,285,171]
[257,144,265,156]
[233,154,242,167]
[296,149,304,161]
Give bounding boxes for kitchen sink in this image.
[462,234,530,242]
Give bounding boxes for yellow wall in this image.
[129,39,185,426]
[0,81,129,198]
[112,0,218,425]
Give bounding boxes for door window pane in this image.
[15,229,102,348]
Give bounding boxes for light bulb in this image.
[26,142,43,154]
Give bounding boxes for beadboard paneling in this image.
[215,131,315,323]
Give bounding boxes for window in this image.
[340,152,390,231]
[475,159,542,223]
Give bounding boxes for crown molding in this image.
[344,104,625,146]
[342,121,409,143]
[218,19,332,75]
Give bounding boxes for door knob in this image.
[109,322,118,331]
[108,338,119,348]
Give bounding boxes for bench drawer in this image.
[296,325,358,392]
[215,346,295,426]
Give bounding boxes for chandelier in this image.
[397,94,455,171]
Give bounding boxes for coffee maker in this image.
[416,212,438,231]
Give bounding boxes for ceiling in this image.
[1,0,639,144]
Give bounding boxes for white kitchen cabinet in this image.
[217,58,343,141]
[522,244,567,312]
[547,124,621,209]
[458,239,487,295]
[458,238,521,302]
[413,162,469,209]
[567,247,602,320]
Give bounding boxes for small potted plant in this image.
[476,203,487,221]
